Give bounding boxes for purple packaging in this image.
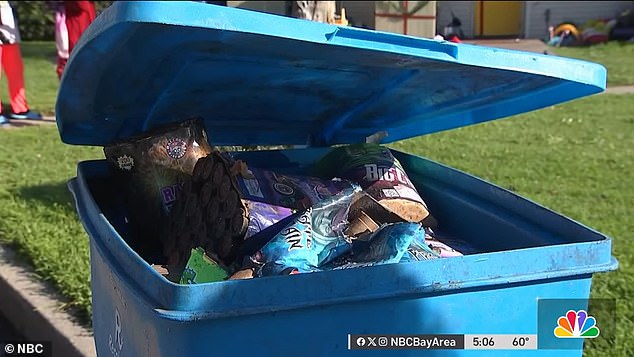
[235,166,355,211]
[244,201,294,239]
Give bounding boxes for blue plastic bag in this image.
[250,185,361,276]
[325,222,425,270]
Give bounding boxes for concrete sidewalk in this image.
[605,85,634,94]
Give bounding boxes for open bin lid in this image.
[56,1,606,147]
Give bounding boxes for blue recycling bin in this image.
[58,2,617,356]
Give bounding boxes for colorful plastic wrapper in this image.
[312,143,431,223]
[103,119,213,261]
[399,231,442,263]
[225,156,358,241]
[326,222,423,270]
[234,165,356,211]
[249,185,362,277]
[244,201,294,240]
[180,247,229,284]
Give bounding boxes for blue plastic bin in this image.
[58,2,617,356]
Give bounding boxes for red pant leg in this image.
[65,1,96,55]
[0,44,29,114]
[0,45,3,111]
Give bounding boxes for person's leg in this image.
[65,1,96,55]
[2,43,41,120]
[0,44,4,111]
[0,45,9,126]
[1,43,28,114]
[56,9,69,80]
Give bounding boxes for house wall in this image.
[524,1,633,39]
[436,1,633,39]
[374,1,437,38]
[436,1,475,38]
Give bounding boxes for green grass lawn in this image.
[0,42,632,354]
[0,126,102,323]
[551,41,634,86]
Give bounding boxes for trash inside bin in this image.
[58,2,617,356]
[103,119,212,263]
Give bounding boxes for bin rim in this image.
[56,1,606,147]
[151,252,618,321]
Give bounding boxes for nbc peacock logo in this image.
[554,310,600,338]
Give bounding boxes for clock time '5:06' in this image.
[472,337,495,347]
